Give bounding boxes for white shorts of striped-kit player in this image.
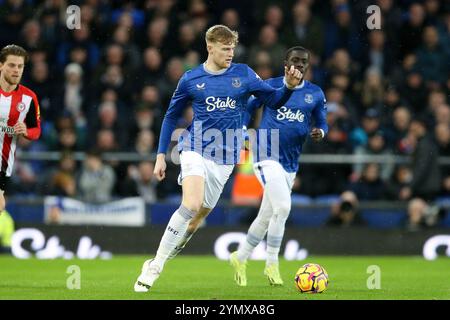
[177,151,234,209]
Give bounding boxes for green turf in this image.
[0,255,449,300]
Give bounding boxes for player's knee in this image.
[257,215,271,228]
[274,202,291,219]
[182,200,203,213]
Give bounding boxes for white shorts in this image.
[253,160,296,190]
[178,151,234,209]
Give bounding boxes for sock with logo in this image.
[152,205,195,270]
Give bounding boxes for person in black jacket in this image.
[400,116,441,201]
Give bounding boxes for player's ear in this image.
[206,42,213,54]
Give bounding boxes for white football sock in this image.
[237,193,272,262]
[152,205,195,270]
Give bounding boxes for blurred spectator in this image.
[157,57,185,107]
[400,117,441,201]
[435,123,450,196]
[135,129,156,154]
[262,4,284,33]
[352,130,394,182]
[326,191,365,227]
[383,85,403,111]
[48,169,77,198]
[10,137,47,195]
[60,63,88,127]
[143,16,169,54]
[78,149,116,203]
[20,19,49,54]
[56,128,80,152]
[90,100,128,150]
[384,164,413,200]
[128,103,159,146]
[0,0,33,45]
[285,2,324,57]
[187,0,210,37]
[111,26,141,71]
[426,89,447,117]
[406,198,445,231]
[96,129,120,154]
[399,3,426,58]
[325,49,359,88]
[169,21,203,59]
[57,24,100,71]
[423,0,442,30]
[350,108,382,149]
[220,8,247,61]
[35,5,65,49]
[400,70,428,115]
[376,0,402,46]
[348,163,386,201]
[361,30,394,77]
[415,25,449,89]
[25,60,57,122]
[120,161,157,203]
[42,151,77,197]
[433,105,450,133]
[136,47,163,88]
[324,2,361,60]
[385,106,412,154]
[359,67,385,110]
[248,25,286,73]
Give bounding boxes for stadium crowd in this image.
[0,0,449,214]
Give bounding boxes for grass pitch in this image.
[0,255,449,300]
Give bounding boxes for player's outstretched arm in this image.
[155,72,190,181]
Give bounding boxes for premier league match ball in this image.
[294,263,329,294]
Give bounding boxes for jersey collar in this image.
[202,62,229,75]
[283,77,305,90]
[0,84,20,96]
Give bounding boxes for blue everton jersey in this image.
[157,63,293,164]
[246,77,328,173]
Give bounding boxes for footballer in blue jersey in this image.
[245,70,328,173]
[134,25,302,292]
[229,47,329,286]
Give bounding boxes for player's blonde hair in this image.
[205,25,238,45]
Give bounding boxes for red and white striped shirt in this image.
[0,84,41,176]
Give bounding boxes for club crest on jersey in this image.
[232,78,241,88]
[304,94,313,104]
[16,102,26,112]
[196,83,206,90]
